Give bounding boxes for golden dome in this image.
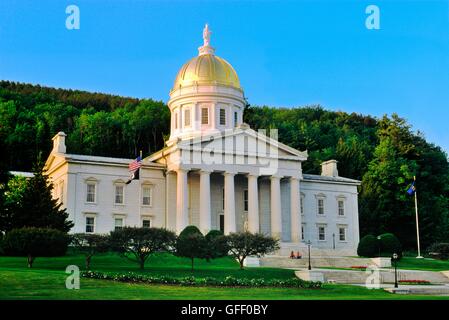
[172,53,241,91]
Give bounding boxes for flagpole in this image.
[139,150,143,228]
[414,176,423,259]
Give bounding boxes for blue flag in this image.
[407,181,416,195]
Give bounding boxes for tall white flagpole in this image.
[414,176,423,259]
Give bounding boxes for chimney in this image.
[321,160,338,177]
[52,132,67,154]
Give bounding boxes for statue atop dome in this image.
[203,24,211,47]
[198,24,215,56]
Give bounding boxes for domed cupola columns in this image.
[167,24,246,146]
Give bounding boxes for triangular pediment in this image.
[44,153,67,173]
[164,127,307,161]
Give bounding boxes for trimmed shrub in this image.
[204,230,229,260]
[427,243,449,260]
[357,234,378,257]
[176,225,206,271]
[2,227,70,267]
[379,233,402,257]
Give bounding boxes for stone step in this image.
[261,256,372,268]
[295,268,449,284]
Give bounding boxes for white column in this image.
[176,168,189,234]
[270,175,282,239]
[290,177,301,243]
[247,174,259,233]
[199,170,212,235]
[224,172,236,235]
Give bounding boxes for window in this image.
[115,185,124,204]
[201,108,209,125]
[301,224,305,241]
[219,108,226,125]
[175,112,178,129]
[86,217,95,233]
[86,183,96,203]
[338,200,345,216]
[318,198,324,215]
[184,109,191,127]
[300,195,304,215]
[219,214,224,233]
[234,111,238,127]
[318,226,326,241]
[243,189,248,211]
[339,227,346,241]
[114,218,123,231]
[142,219,151,228]
[142,185,152,206]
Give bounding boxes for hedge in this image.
[357,233,402,258]
[379,233,402,257]
[357,235,378,257]
[2,227,70,257]
[81,271,322,289]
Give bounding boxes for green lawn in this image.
[396,257,449,272]
[0,252,295,280]
[0,252,447,300]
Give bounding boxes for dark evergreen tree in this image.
[1,161,73,233]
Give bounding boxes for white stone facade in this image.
[44,26,361,256]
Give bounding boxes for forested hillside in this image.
[1,80,448,248]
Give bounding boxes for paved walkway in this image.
[352,283,449,296]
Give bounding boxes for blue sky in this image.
[1,0,448,152]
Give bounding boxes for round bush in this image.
[3,227,70,257]
[179,225,203,238]
[205,230,229,259]
[357,234,378,257]
[379,233,402,257]
[427,243,449,260]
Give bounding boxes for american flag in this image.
[129,156,142,172]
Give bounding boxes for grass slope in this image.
[0,252,447,300]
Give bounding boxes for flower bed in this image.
[350,266,368,270]
[398,279,431,285]
[81,271,322,289]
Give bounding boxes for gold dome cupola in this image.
[171,24,241,92]
[167,24,246,146]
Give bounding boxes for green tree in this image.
[175,226,207,271]
[2,227,70,267]
[71,233,111,269]
[226,232,280,270]
[1,163,73,233]
[0,175,27,233]
[360,114,449,249]
[110,227,176,270]
[204,230,229,261]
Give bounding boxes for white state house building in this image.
[44,26,361,256]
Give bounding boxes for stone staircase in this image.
[295,268,449,285]
[260,256,372,269]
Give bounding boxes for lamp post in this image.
[377,235,381,257]
[392,253,398,288]
[306,240,312,270]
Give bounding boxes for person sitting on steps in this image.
[290,251,295,259]
[295,251,302,259]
